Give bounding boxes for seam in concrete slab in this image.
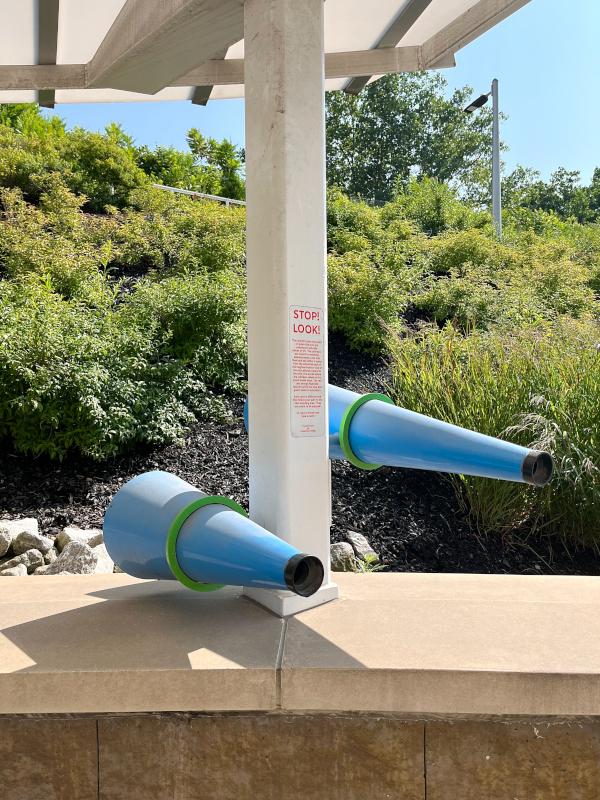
[276,619,288,709]
[96,718,100,800]
[423,723,427,799]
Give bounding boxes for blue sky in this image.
[43,0,599,183]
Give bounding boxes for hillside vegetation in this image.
[1,103,600,547]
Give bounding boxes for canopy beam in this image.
[38,0,60,108]
[344,0,435,95]
[0,47,455,92]
[421,0,531,67]
[86,0,244,94]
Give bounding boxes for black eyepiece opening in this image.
[284,554,324,597]
[522,450,553,487]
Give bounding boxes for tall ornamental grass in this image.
[389,320,600,547]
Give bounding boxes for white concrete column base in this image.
[244,581,339,617]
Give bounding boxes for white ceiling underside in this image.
[0,0,527,104]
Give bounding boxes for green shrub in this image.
[0,183,111,305]
[0,123,148,211]
[383,177,491,236]
[410,225,597,331]
[60,129,149,211]
[328,252,408,352]
[389,320,600,546]
[0,126,66,202]
[111,187,246,275]
[327,188,384,254]
[0,273,246,459]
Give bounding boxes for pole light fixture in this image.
[464,92,490,113]
[463,79,502,239]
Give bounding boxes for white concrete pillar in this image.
[243,0,338,615]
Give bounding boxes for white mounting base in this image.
[244,582,339,617]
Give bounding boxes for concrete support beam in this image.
[37,0,60,108]
[86,0,244,94]
[0,47,455,92]
[421,0,531,67]
[0,64,86,91]
[243,0,337,615]
[180,46,447,86]
[344,0,435,94]
[190,46,228,106]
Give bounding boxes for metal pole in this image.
[491,78,502,238]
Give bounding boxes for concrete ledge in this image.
[1,573,600,716]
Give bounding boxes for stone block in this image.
[0,716,97,800]
[99,713,424,800]
[426,719,600,800]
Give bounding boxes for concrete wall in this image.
[2,712,600,800]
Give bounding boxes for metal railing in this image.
[152,183,246,207]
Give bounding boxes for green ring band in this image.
[165,496,248,592]
[338,392,395,471]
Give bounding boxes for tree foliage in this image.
[326,73,496,203]
[503,165,600,224]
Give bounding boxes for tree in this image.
[187,129,245,200]
[135,144,220,194]
[325,73,496,203]
[0,103,65,138]
[503,165,600,224]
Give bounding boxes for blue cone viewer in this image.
[103,471,324,596]
[245,384,553,486]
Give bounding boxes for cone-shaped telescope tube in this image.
[103,471,324,596]
[243,387,552,485]
[328,385,552,485]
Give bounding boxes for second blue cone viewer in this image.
[244,384,553,486]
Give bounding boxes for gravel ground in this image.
[1,333,599,576]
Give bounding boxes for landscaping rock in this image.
[0,564,28,577]
[0,548,44,574]
[56,526,103,552]
[12,530,54,556]
[330,542,357,572]
[344,531,380,564]
[0,531,11,559]
[93,543,114,574]
[44,541,98,575]
[0,518,38,557]
[44,547,59,565]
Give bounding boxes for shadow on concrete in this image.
[1,580,364,673]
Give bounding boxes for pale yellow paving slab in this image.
[0,576,282,713]
[2,572,600,716]
[282,573,600,716]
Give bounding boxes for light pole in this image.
[464,78,502,239]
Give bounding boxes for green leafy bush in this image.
[0,183,111,305]
[110,187,246,275]
[0,273,246,459]
[60,129,149,211]
[383,177,491,236]
[328,252,408,352]
[327,188,385,254]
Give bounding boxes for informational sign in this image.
[289,305,325,437]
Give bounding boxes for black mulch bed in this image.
[1,331,599,576]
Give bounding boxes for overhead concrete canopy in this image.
[0,0,530,107]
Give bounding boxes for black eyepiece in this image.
[284,554,324,597]
[522,450,553,487]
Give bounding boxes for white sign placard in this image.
[289,305,325,437]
